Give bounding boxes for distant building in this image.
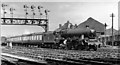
[105,28,117,36]
[54,21,73,32]
[78,17,105,36]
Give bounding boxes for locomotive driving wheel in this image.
[88,45,97,51]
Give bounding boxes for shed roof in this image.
[78,17,105,32]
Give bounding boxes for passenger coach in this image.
[7,31,56,48]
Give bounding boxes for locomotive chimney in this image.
[59,24,62,28]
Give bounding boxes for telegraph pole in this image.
[110,13,115,46]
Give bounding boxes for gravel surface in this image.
[2,46,120,60]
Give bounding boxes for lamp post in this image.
[2,4,8,18]
[110,13,115,46]
[38,6,43,19]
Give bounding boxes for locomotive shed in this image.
[1,46,120,65]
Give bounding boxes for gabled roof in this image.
[78,17,105,32]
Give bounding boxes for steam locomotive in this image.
[6,27,98,51]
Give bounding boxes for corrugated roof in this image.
[78,17,105,32]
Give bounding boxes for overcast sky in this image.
[1,1,119,37]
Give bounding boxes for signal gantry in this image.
[1,3,50,32]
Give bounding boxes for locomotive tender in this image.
[6,27,97,51]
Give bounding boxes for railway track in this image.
[2,46,120,65]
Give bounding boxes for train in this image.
[6,27,99,51]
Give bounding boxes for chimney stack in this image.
[86,25,89,29]
[59,24,62,28]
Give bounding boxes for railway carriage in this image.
[7,32,57,48]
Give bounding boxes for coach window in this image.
[13,38,15,41]
[13,38,14,41]
[36,35,38,40]
[26,36,28,40]
[30,36,32,40]
[23,37,25,40]
[33,36,35,40]
[18,37,20,41]
[17,38,19,41]
[16,38,18,41]
[35,36,37,40]
[35,35,37,40]
[19,37,21,41]
[34,36,36,40]
[26,37,28,40]
[28,36,30,40]
[27,36,28,40]
[33,36,34,40]
[31,36,33,40]
[15,38,17,41]
[32,36,34,40]
[25,36,27,40]
[14,38,16,41]
[39,35,42,40]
